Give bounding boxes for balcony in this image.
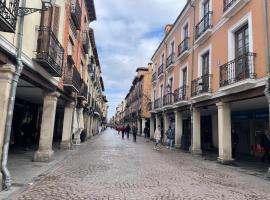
[195,12,213,45]
[178,37,189,60]
[78,81,88,101]
[0,0,19,33]
[174,85,189,106]
[82,31,90,54]
[70,19,78,38]
[70,0,82,30]
[166,53,175,70]
[152,72,157,82]
[35,26,64,77]
[158,64,164,78]
[63,65,81,92]
[219,52,256,93]
[148,102,153,111]
[163,93,174,109]
[191,74,212,101]
[154,98,161,109]
[223,0,250,18]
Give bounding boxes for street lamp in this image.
[18,0,55,17]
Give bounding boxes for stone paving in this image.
[14,129,270,200]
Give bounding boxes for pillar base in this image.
[191,148,202,155]
[34,149,54,162]
[175,144,181,149]
[60,140,71,150]
[0,172,3,191]
[217,157,234,165]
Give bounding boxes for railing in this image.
[82,31,90,54]
[174,85,188,102]
[195,11,213,40]
[35,26,64,77]
[178,37,189,56]
[166,53,175,68]
[154,98,161,109]
[158,64,164,76]
[163,93,174,106]
[148,102,153,111]
[70,19,78,38]
[223,0,237,12]
[70,0,82,30]
[191,74,212,96]
[64,65,81,92]
[79,81,88,100]
[220,52,256,87]
[152,72,157,82]
[0,0,19,33]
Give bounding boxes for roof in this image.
[85,0,97,22]
[136,67,148,72]
[151,1,190,61]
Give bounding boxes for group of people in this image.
[116,124,138,142]
[154,125,175,150]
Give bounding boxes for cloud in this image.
[92,0,188,119]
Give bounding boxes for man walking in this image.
[154,125,161,150]
[125,124,131,140]
[166,126,174,149]
[132,124,137,142]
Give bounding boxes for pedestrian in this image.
[260,128,270,164]
[116,126,120,135]
[132,124,137,142]
[121,125,125,139]
[166,126,174,149]
[125,124,131,140]
[154,125,161,150]
[231,129,239,158]
[144,126,150,141]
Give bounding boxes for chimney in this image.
[148,62,153,73]
[164,24,173,35]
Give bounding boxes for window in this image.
[154,90,156,100]
[203,0,210,16]
[202,52,210,76]
[182,68,187,86]
[169,41,175,55]
[183,24,189,39]
[160,54,164,65]
[169,77,173,93]
[160,84,164,98]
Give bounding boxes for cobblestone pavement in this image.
[16,129,270,200]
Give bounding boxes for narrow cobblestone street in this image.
[15,129,270,200]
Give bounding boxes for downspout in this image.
[2,0,26,190]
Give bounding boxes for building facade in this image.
[149,0,270,163]
[0,0,107,190]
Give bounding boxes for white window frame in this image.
[199,0,212,19]
[160,52,165,65]
[198,44,212,77]
[180,63,189,87]
[168,38,175,56]
[167,75,174,93]
[181,19,190,40]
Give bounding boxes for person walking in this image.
[121,125,125,139]
[125,124,131,140]
[154,125,161,150]
[166,126,174,149]
[260,128,270,164]
[144,126,150,142]
[132,124,137,142]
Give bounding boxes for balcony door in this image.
[201,52,210,91]
[203,0,210,29]
[235,24,249,81]
[182,68,187,97]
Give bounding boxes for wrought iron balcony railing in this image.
[223,0,237,12]
[163,93,174,106]
[63,64,81,92]
[191,74,212,96]
[166,53,175,68]
[0,0,19,33]
[70,0,82,30]
[70,18,78,38]
[148,102,153,111]
[220,52,256,87]
[82,31,90,54]
[152,72,157,82]
[154,98,161,109]
[195,12,213,40]
[78,81,88,100]
[174,85,188,102]
[158,64,164,76]
[178,37,189,56]
[35,26,64,77]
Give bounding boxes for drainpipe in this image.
[262,0,270,130]
[2,0,26,190]
[189,1,196,152]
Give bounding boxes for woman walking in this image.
[154,125,161,150]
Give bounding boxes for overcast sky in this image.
[92,0,187,120]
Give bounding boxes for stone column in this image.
[141,118,146,136]
[0,64,15,187]
[175,111,183,148]
[87,115,91,139]
[191,107,202,155]
[34,92,60,162]
[74,107,83,144]
[163,112,170,142]
[137,118,141,135]
[217,102,233,163]
[155,114,160,128]
[90,116,94,136]
[61,102,75,149]
[150,116,155,139]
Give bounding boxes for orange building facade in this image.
[149,0,270,163]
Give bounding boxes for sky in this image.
[91,0,188,120]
